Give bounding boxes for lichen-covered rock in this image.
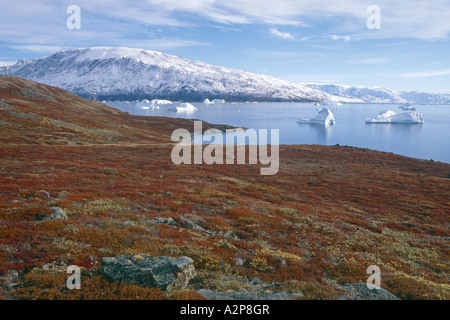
[100,254,195,293]
[49,207,67,220]
[36,190,51,200]
[1,270,19,289]
[197,289,304,300]
[195,276,304,300]
[0,270,20,300]
[339,283,400,300]
[148,217,176,225]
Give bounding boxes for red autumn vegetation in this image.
[0,75,449,300]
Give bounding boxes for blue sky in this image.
[1,0,450,93]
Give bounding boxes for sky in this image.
[0,0,450,93]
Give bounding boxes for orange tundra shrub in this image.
[384,274,450,300]
[14,271,167,300]
[201,217,232,232]
[168,289,207,300]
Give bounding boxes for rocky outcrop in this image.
[197,289,303,300]
[147,216,214,236]
[48,207,68,220]
[195,276,304,300]
[178,217,214,236]
[0,270,19,290]
[36,190,51,200]
[338,283,400,300]
[100,254,196,293]
[0,270,20,300]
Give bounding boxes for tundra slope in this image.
[0,75,449,300]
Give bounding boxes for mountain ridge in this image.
[0,47,340,103]
[1,47,449,104]
[303,83,450,104]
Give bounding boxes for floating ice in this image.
[168,102,197,112]
[136,99,173,109]
[297,108,336,126]
[366,110,424,124]
[152,99,173,105]
[399,103,416,111]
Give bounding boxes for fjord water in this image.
[106,101,450,163]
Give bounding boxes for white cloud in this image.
[0,61,18,66]
[400,69,450,79]
[136,0,450,39]
[282,74,343,84]
[245,49,326,59]
[112,39,210,50]
[10,45,69,53]
[1,0,449,57]
[330,35,352,41]
[269,28,294,40]
[354,57,392,65]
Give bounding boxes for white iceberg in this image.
[399,103,416,111]
[152,99,173,105]
[203,98,225,104]
[297,108,336,126]
[366,110,424,124]
[136,99,173,109]
[168,102,197,112]
[136,99,157,109]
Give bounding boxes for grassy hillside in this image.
[0,75,449,300]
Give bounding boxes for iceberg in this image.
[136,99,173,109]
[297,108,336,126]
[136,99,157,109]
[202,98,224,104]
[366,110,424,124]
[152,99,173,105]
[168,102,197,112]
[399,103,416,111]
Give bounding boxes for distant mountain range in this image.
[304,83,450,104]
[1,47,449,104]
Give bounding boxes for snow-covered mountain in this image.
[0,47,346,103]
[1,47,448,104]
[398,91,450,105]
[304,83,450,104]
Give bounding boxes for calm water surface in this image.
[105,101,450,163]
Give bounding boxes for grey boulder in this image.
[339,283,400,300]
[48,207,68,220]
[100,254,195,293]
